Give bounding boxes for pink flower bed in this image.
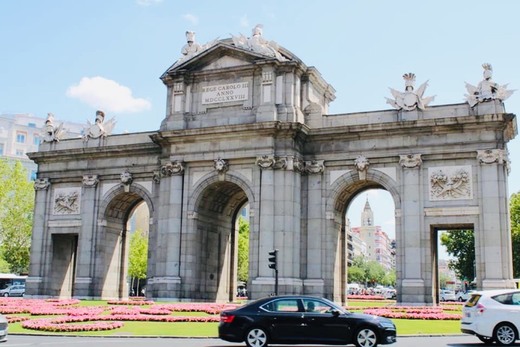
[0,297,462,333]
[363,307,462,320]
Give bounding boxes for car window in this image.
[302,299,335,314]
[261,299,301,313]
[465,294,481,307]
[493,292,520,306]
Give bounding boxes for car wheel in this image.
[458,297,464,302]
[245,327,269,347]
[477,334,494,343]
[2,293,7,297]
[493,323,517,346]
[354,327,378,347]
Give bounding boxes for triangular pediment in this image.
[161,41,278,79]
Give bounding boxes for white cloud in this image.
[66,76,151,113]
[136,0,163,6]
[183,14,199,25]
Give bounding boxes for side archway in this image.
[94,183,155,299]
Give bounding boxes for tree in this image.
[440,230,475,282]
[348,256,391,287]
[128,229,148,295]
[347,265,365,284]
[237,217,249,283]
[511,192,520,278]
[0,160,34,274]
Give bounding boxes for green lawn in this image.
[6,299,463,337]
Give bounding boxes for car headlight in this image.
[379,321,395,329]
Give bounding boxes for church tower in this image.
[361,197,374,227]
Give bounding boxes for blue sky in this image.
[2,0,520,242]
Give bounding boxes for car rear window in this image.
[464,294,482,307]
[492,292,520,305]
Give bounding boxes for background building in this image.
[350,199,395,270]
[0,113,84,179]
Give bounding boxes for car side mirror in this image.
[331,309,340,317]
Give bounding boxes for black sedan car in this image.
[219,295,396,347]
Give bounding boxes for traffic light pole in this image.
[268,249,279,296]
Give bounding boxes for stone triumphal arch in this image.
[27,27,516,304]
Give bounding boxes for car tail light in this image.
[220,313,235,323]
[476,303,486,315]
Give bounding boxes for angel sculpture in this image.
[172,31,218,67]
[464,63,515,107]
[42,113,67,142]
[231,24,286,61]
[386,73,435,111]
[83,110,116,142]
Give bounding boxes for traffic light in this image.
[268,249,278,270]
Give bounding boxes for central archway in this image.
[187,173,255,302]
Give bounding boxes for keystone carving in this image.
[354,156,369,180]
[214,158,229,173]
[161,161,185,176]
[399,154,422,168]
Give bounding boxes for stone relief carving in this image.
[161,161,185,176]
[386,73,435,111]
[477,149,507,165]
[82,175,99,187]
[465,63,515,107]
[53,188,81,215]
[256,155,275,169]
[214,158,229,173]
[120,171,133,185]
[83,110,116,142]
[399,154,422,168]
[354,155,369,180]
[304,160,325,174]
[273,157,287,170]
[34,178,50,191]
[429,166,472,201]
[42,113,66,142]
[231,24,286,61]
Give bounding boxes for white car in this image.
[461,289,520,345]
[440,289,456,301]
[0,314,7,342]
[456,290,476,302]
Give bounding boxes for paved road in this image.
[6,335,494,347]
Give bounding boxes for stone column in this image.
[303,160,325,295]
[256,67,277,122]
[476,149,515,289]
[251,155,303,297]
[398,154,425,303]
[149,161,184,298]
[74,175,100,297]
[26,178,51,296]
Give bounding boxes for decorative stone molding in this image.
[214,158,229,173]
[399,154,422,168]
[262,71,273,84]
[256,155,275,169]
[429,166,473,201]
[477,149,507,164]
[34,178,50,191]
[304,160,325,174]
[354,155,369,180]
[152,171,161,184]
[82,175,99,187]
[161,161,185,176]
[52,188,81,215]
